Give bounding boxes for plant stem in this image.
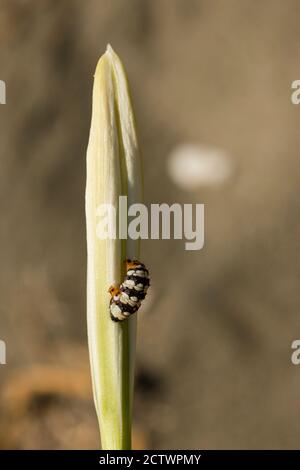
[86,45,143,449]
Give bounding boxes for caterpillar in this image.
[108,259,150,322]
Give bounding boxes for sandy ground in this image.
[1,0,300,449]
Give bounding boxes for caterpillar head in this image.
[108,285,121,298]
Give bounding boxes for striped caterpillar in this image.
[108,259,150,322]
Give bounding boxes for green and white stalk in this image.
[85,45,143,450]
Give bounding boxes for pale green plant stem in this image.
[86,45,143,450]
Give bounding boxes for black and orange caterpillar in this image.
[108,259,150,322]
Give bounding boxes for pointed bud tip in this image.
[94,44,119,78]
[106,43,114,54]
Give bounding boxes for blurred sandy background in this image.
[1,0,300,449]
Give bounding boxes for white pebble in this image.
[167,143,234,190]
